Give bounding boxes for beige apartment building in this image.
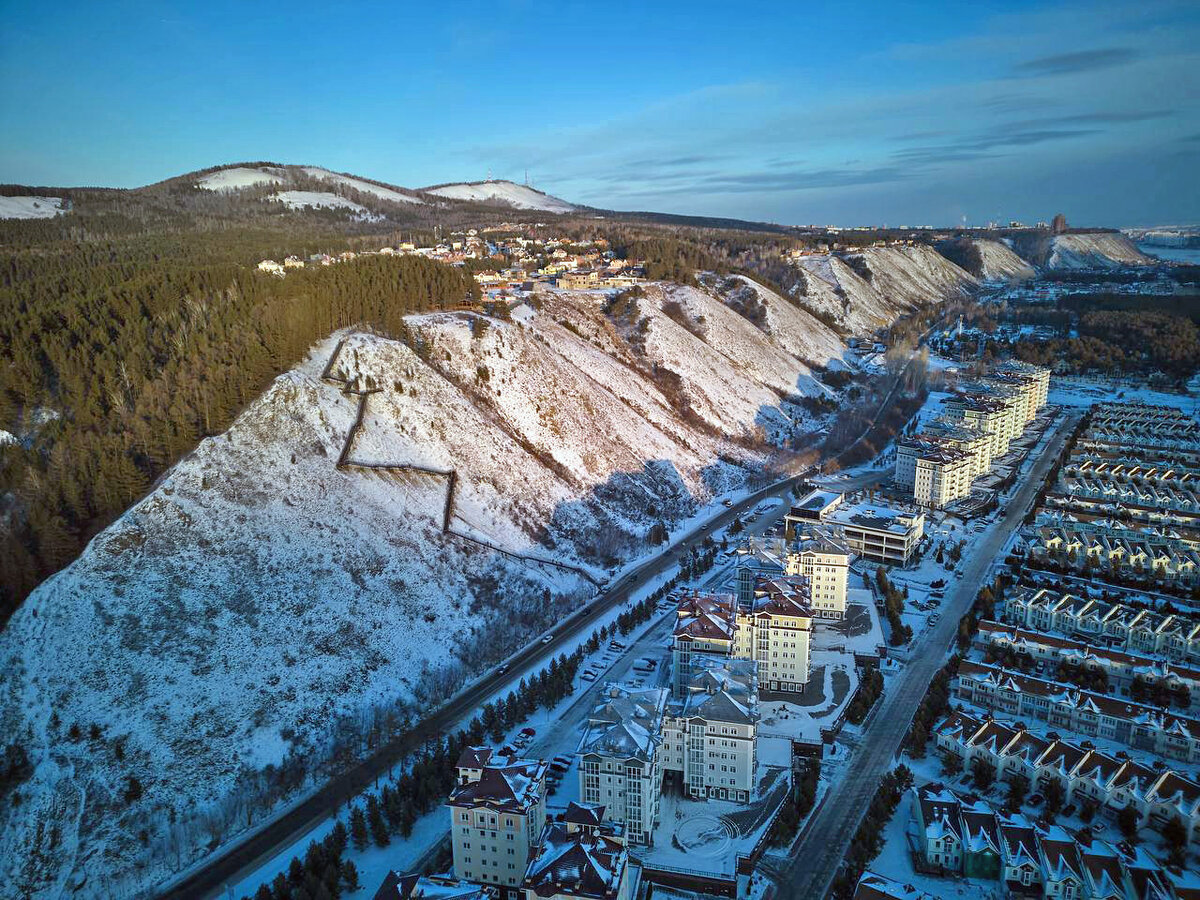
[914,445,975,509]
[786,530,850,619]
[449,749,549,895]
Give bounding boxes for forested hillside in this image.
[0,221,477,624]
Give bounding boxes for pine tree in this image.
[349,804,368,851]
[367,793,390,847]
[341,859,360,891]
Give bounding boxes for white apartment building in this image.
[661,657,759,801]
[579,686,666,846]
[943,391,1021,460]
[449,750,549,896]
[914,445,975,509]
[673,582,815,694]
[896,419,992,488]
[786,530,850,619]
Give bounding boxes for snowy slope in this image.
[1046,233,1155,269]
[270,190,373,216]
[196,166,285,190]
[0,195,67,219]
[299,167,423,204]
[973,239,1035,280]
[796,245,973,335]
[0,275,859,898]
[422,180,577,213]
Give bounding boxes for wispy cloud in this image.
[1013,47,1139,77]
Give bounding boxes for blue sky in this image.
[1,0,1197,226]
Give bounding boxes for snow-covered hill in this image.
[795,244,976,335]
[0,275,859,898]
[973,239,1035,280]
[270,189,374,217]
[299,167,423,204]
[196,166,285,190]
[421,180,577,213]
[0,195,67,219]
[1046,233,1155,269]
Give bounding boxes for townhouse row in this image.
[1025,513,1200,584]
[976,619,1200,713]
[934,710,1200,847]
[911,783,1184,900]
[953,660,1200,765]
[1001,588,1200,665]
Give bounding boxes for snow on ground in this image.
[270,190,373,216]
[300,167,423,204]
[196,166,285,190]
[1049,377,1200,415]
[972,239,1035,281]
[1047,233,1155,269]
[0,195,66,219]
[422,180,576,213]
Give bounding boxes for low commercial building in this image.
[825,503,925,565]
[449,750,549,895]
[785,488,844,525]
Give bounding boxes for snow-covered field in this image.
[196,166,285,190]
[422,180,576,212]
[0,195,66,219]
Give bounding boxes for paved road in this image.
[772,408,1080,899]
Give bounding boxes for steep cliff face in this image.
[974,239,1036,280]
[1045,233,1156,269]
[795,244,977,335]
[0,274,862,899]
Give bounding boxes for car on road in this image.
[497,663,511,675]
[541,634,554,644]
[722,499,734,507]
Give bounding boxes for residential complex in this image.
[896,360,1049,508]
[825,503,925,564]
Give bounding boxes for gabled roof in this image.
[523,821,627,899]
[448,759,547,813]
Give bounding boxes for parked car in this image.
[520,727,536,738]
[722,499,734,508]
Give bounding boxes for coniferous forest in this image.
[0,195,479,626]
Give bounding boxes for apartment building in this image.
[521,802,632,900]
[673,584,815,693]
[661,657,759,801]
[449,751,549,895]
[895,419,992,488]
[934,711,1200,847]
[914,445,975,509]
[1001,588,1200,664]
[578,686,667,846]
[786,529,850,619]
[976,619,1200,712]
[826,503,925,565]
[953,660,1200,764]
[943,391,1022,460]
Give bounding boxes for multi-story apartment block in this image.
[661,657,758,801]
[914,445,975,509]
[953,660,1200,764]
[944,391,1021,460]
[1001,588,1200,665]
[786,530,850,619]
[521,802,632,900]
[976,619,1200,712]
[449,750,549,896]
[673,583,815,694]
[825,503,925,565]
[578,686,666,846]
[895,418,992,487]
